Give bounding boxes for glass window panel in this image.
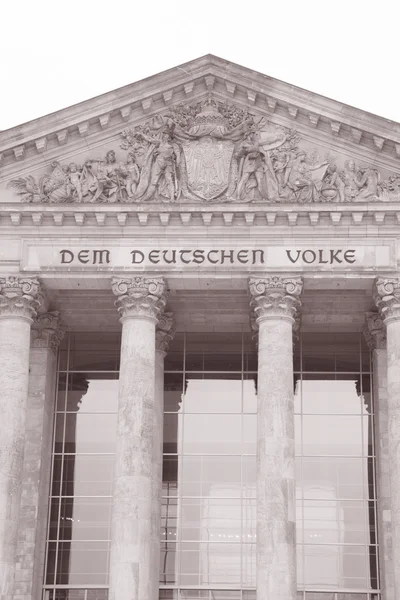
[87,592,108,600]
[242,543,256,586]
[56,454,115,496]
[45,542,56,584]
[57,497,112,541]
[164,373,183,412]
[164,333,184,371]
[182,414,241,453]
[55,541,110,585]
[301,333,362,372]
[305,594,336,600]
[159,542,177,584]
[243,377,257,413]
[303,544,370,588]
[300,457,370,500]
[180,542,241,585]
[302,415,364,456]
[336,594,368,600]
[163,414,181,454]
[295,414,302,455]
[242,455,256,494]
[159,592,178,600]
[242,498,256,541]
[211,592,241,599]
[179,591,208,599]
[243,415,256,453]
[67,375,119,413]
[181,456,241,497]
[183,377,242,413]
[301,377,362,414]
[162,456,178,491]
[63,413,117,453]
[302,500,369,545]
[296,543,303,586]
[181,498,242,542]
[68,332,120,370]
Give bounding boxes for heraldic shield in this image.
[182,137,235,200]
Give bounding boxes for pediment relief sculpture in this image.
[8,98,400,205]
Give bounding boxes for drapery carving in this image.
[9,99,400,205]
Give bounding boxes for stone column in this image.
[0,276,43,600]
[109,276,166,600]
[13,313,64,600]
[374,277,400,598]
[249,275,303,600]
[364,312,394,600]
[151,312,175,600]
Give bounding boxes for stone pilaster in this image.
[374,277,400,598]
[248,275,303,600]
[151,312,175,600]
[109,276,166,600]
[0,276,43,600]
[364,312,394,600]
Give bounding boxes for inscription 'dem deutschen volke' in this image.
[59,248,357,266]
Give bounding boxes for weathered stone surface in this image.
[0,277,43,600]
[374,278,400,599]
[109,277,167,600]
[13,313,63,600]
[249,275,302,600]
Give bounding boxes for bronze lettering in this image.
[180,250,192,264]
[149,250,160,264]
[286,250,301,264]
[237,250,249,264]
[252,249,265,264]
[60,249,74,264]
[302,250,316,264]
[207,250,219,264]
[78,250,90,264]
[192,250,205,264]
[344,250,356,264]
[163,250,177,264]
[130,250,145,264]
[93,250,110,265]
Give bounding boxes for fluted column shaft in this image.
[0,276,43,600]
[109,277,166,600]
[374,278,400,597]
[249,276,302,600]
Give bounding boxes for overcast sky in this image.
[1,0,398,131]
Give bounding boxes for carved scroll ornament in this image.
[8,99,400,205]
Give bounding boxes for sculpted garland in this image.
[9,99,400,204]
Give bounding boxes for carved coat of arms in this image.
[182,137,234,200]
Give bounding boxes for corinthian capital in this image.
[31,312,65,353]
[364,312,386,350]
[156,312,176,354]
[374,277,400,324]
[248,275,303,324]
[0,276,43,321]
[112,276,166,322]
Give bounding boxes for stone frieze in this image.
[7,99,400,205]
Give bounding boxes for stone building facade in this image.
[1,55,400,600]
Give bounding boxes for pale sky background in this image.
[1,0,398,131]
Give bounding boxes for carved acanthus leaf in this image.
[374,278,400,324]
[31,311,65,352]
[156,311,176,353]
[363,312,386,350]
[0,276,43,320]
[112,276,166,321]
[249,276,303,323]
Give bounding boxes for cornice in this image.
[0,55,399,174]
[1,201,400,229]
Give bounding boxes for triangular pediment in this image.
[1,54,400,205]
